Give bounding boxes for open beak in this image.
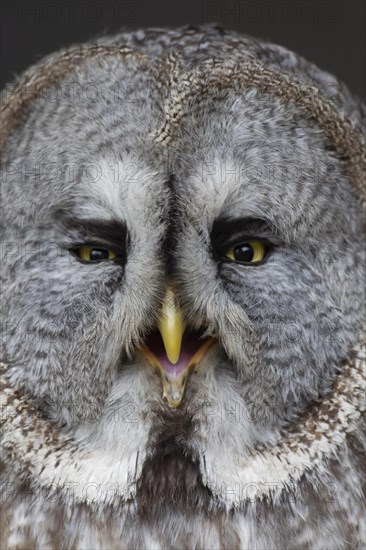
[140,286,215,407]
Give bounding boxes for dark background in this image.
[1,0,365,97]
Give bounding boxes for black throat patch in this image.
[135,405,214,516]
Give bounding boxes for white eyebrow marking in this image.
[70,155,163,228]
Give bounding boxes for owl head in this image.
[1,25,365,511]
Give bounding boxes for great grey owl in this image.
[1,24,365,549]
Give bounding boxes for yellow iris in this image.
[75,246,117,262]
[226,241,266,263]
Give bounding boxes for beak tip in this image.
[166,350,180,365]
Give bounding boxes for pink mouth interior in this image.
[144,329,207,379]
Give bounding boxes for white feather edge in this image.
[1,339,365,509]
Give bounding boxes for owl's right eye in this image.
[72,246,120,263]
[225,241,268,264]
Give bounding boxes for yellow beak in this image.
[139,286,215,408]
[157,286,185,364]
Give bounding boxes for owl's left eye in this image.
[225,241,268,264]
[72,246,118,263]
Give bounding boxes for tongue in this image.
[158,349,194,379]
[144,330,204,380]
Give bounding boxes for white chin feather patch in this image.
[1,337,364,508]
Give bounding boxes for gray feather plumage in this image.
[1,24,365,549]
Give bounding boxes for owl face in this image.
[1,47,364,508]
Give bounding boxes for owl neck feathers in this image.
[1,338,364,508]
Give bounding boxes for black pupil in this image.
[90,248,109,261]
[233,243,254,262]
